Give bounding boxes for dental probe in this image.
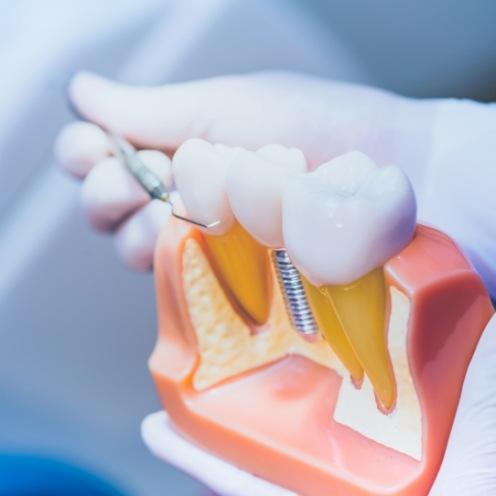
[272,249,319,339]
[110,135,220,230]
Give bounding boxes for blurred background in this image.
[1,0,495,494]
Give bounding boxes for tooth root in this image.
[302,277,364,385]
[324,267,396,411]
[203,221,272,326]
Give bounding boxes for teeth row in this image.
[173,141,416,285]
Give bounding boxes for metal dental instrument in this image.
[272,249,319,339]
[110,135,220,230]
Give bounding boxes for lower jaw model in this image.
[149,140,493,496]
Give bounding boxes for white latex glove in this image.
[141,412,296,496]
[55,71,496,495]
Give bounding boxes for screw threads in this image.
[272,249,318,337]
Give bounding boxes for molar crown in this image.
[282,151,417,286]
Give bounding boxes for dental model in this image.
[149,141,493,495]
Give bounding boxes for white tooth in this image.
[256,144,306,170]
[227,145,307,247]
[283,151,416,286]
[173,139,238,234]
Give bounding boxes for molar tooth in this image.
[173,139,271,326]
[283,151,416,410]
[283,151,416,286]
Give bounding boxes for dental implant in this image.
[272,249,318,339]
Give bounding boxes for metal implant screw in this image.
[272,249,318,338]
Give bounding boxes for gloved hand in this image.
[55,71,496,495]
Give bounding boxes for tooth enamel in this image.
[227,145,306,248]
[173,139,237,235]
[282,151,416,286]
[173,139,271,326]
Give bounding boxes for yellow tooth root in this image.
[302,277,364,385]
[202,221,272,326]
[323,267,396,412]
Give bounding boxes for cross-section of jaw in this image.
[283,151,417,411]
[173,139,272,326]
[151,210,493,495]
